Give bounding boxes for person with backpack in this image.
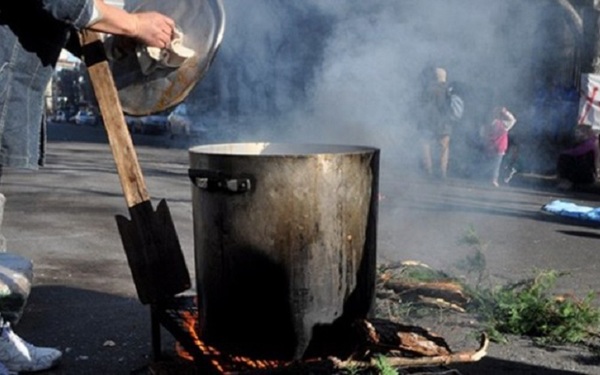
[417,66,464,179]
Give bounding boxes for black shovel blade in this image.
[116,199,191,304]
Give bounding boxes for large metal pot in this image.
[188,142,379,360]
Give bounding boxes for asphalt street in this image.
[3,121,600,374]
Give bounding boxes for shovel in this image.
[79,30,190,305]
[77,1,224,361]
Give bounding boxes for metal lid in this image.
[106,0,225,115]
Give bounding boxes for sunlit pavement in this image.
[1,122,600,374]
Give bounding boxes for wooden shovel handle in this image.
[79,30,150,207]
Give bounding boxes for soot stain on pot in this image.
[205,243,298,359]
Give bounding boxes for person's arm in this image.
[500,108,516,131]
[87,0,175,48]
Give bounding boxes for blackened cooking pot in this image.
[188,142,379,360]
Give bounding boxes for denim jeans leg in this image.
[491,154,504,183]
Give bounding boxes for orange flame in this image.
[175,310,284,373]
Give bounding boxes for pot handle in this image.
[188,169,252,193]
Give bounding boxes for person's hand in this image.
[131,12,176,48]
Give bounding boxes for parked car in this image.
[51,110,67,122]
[70,110,97,126]
[125,115,143,133]
[128,113,169,134]
[167,104,192,137]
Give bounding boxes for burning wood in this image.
[220,318,488,373]
[165,300,487,374]
[150,258,487,374]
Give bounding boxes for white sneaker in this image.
[504,167,517,183]
[0,322,61,372]
[0,361,16,375]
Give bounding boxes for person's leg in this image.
[491,154,503,187]
[570,151,597,185]
[503,143,519,183]
[439,135,450,178]
[557,153,576,180]
[0,317,62,372]
[556,154,574,190]
[421,139,433,176]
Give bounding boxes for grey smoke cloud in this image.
[195,0,571,172]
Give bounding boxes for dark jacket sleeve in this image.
[0,0,92,66]
[41,0,93,29]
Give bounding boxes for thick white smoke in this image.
[192,0,576,174]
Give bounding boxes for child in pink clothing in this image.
[482,107,517,186]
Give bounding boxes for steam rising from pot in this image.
[189,0,579,173]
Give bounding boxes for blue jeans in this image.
[0,0,92,169]
[490,153,504,183]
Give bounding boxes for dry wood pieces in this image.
[377,261,470,311]
[331,318,489,370]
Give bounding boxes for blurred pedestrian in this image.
[481,106,517,187]
[416,66,464,179]
[556,124,598,190]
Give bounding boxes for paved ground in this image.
[2,122,600,374]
